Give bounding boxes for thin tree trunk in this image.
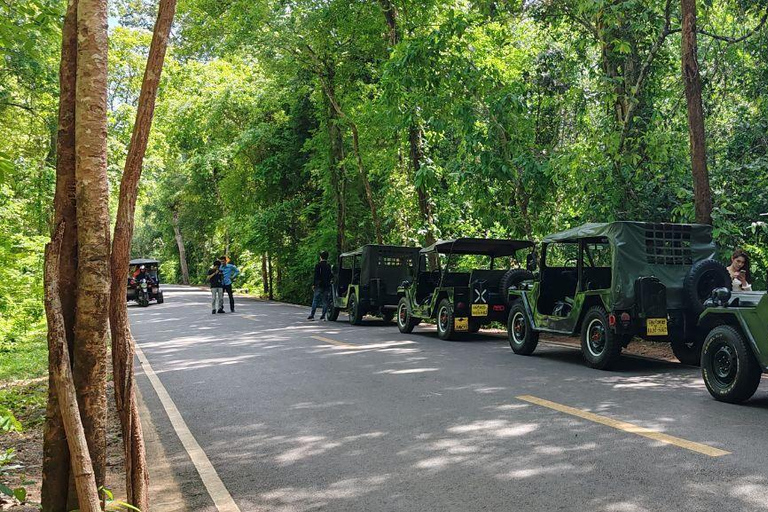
[172,210,190,285]
[109,0,177,508]
[321,80,383,244]
[261,253,269,296]
[267,252,274,300]
[328,107,347,255]
[408,125,437,248]
[45,224,102,512]
[42,1,78,509]
[72,1,110,507]
[681,0,713,224]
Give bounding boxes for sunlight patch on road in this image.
[376,367,439,375]
[517,395,730,457]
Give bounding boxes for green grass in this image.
[0,324,47,383]
[0,323,48,427]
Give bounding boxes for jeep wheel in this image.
[702,325,762,403]
[397,297,420,333]
[500,269,535,305]
[671,337,703,366]
[327,306,340,322]
[507,302,539,355]
[348,293,363,325]
[468,319,482,333]
[156,291,164,304]
[580,306,622,370]
[436,299,456,341]
[381,310,395,324]
[683,259,731,316]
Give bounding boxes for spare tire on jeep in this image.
[500,269,534,305]
[683,259,730,316]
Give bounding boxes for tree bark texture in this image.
[681,0,713,224]
[41,1,78,509]
[261,253,269,296]
[109,0,177,508]
[44,224,102,512]
[72,0,110,506]
[172,210,190,285]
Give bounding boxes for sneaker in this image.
[217,309,225,314]
[307,315,315,320]
[230,308,235,313]
[212,310,217,314]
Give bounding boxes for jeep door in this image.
[536,241,581,332]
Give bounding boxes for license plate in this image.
[646,318,668,336]
[471,304,488,317]
[454,317,469,331]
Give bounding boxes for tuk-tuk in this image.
[127,258,164,306]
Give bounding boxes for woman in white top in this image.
[727,248,753,292]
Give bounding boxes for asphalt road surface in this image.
[131,285,768,512]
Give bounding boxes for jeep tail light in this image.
[493,305,505,312]
[620,312,631,326]
[608,313,617,327]
[457,302,466,310]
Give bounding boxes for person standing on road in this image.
[219,256,240,312]
[207,260,225,314]
[308,250,333,321]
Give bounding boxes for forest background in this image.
[2,0,768,431]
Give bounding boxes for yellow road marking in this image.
[311,335,359,348]
[517,395,729,457]
[136,344,242,512]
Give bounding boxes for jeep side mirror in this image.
[526,252,538,271]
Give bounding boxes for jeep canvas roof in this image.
[421,238,534,257]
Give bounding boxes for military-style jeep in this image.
[507,222,731,369]
[698,288,767,403]
[328,245,420,325]
[396,238,536,340]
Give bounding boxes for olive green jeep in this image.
[396,238,536,340]
[328,244,420,325]
[698,288,767,403]
[507,222,731,369]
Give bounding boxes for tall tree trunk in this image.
[378,3,436,247]
[172,209,190,285]
[109,1,177,508]
[681,0,713,224]
[71,1,110,507]
[327,104,346,254]
[321,79,383,244]
[267,252,274,300]
[45,224,102,512]
[408,124,437,248]
[42,1,78,509]
[261,253,269,296]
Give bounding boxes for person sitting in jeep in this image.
[727,248,753,291]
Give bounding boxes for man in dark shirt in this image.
[207,260,224,314]
[308,250,333,320]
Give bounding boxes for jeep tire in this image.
[671,337,704,366]
[500,269,535,305]
[381,309,395,324]
[348,293,363,325]
[507,301,539,355]
[683,259,731,316]
[327,305,340,322]
[397,297,420,333]
[468,319,482,333]
[702,325,762,403]
[580,306,622,370]
[436,299,457,341]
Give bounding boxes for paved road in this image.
[131,286,768,512]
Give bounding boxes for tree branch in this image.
[698,6,768,44]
